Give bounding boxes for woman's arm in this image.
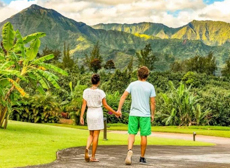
[102,98,119,116]
[80,99,87,125]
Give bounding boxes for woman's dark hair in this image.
[91,74,100,84]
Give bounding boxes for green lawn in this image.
[47,123,230,138]
[152,126,230,138]
[0,121,213,168]
[107,124,230,138]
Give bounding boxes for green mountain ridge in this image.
[93,20,230,46]
[0,5,230,70]
[93,22,179,39]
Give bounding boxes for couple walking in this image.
[80,66,156,165]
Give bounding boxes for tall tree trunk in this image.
[0,106,8,128]
[0,77,20,128]
[3,114,9,129]
[0,82,17,128]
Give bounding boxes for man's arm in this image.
[117,91,129,116]
[150,97,156,122]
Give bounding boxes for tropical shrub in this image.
[182,71,207,87]
[148,71,184,93]
[197,86,230,126]
[155,81,210,126]
[60,81,87,125]
[10,93,60,123]
[101,68,131,93]
[103,91,131,124]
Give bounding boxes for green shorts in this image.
[128,116,151,136]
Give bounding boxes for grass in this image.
[0,121,214,168]
[47,123,230,138]
[108,124,230,138]
[152,126,230,138]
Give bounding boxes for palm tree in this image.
[0,22,68,129]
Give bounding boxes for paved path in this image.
[21,132,230,168]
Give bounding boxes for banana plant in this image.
[158,81,204,126]
[0,22,68,129]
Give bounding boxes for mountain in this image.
[0,5,230,70]
[93,20,230,46]
[93,22,179,39]
[0,5,147,57]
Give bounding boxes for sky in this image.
[0,0,229,27]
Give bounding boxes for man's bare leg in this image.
[125,134,135,165]
[140,136,147,157]
[128,134,135,150]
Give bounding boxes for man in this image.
[117,66,156,165]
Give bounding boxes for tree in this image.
[0,22,68,129]
[62,43,74,69]
[85,42,103,73]
[127,56,133,72]
[101,68,131,93]
[136,44,157,70]
[41,46,61,63]
[221,57,230,76]
[170,60,184,72]
[204,52,217,75]
[104,59,116,70]
[185,52,216,75]
[171,52,217,75]
[90,59,102,73]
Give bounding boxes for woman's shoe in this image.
[90,157,99,162]
[85,149,90,162]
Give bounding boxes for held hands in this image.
[115,110,122,118]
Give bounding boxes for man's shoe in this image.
[125,150,133,165]
[139,157,147,164]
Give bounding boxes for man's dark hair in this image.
[138,66,150,80]
[91,74,100,84]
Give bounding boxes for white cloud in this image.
[0,1,5,7]
[197,0,230,21]
[9,0,37,11]
[0,6,17,21]
[166,0,205,11]
[34,0,208,27]
[0,0,230,28]
[0,0,37,22]
[85,0,135,5]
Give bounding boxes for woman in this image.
[80,74,120,162]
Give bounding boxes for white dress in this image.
[83,88,106,130]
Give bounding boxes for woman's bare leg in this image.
[86,131,94,149]
[85,131,94,162]
[91,130,100,159]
